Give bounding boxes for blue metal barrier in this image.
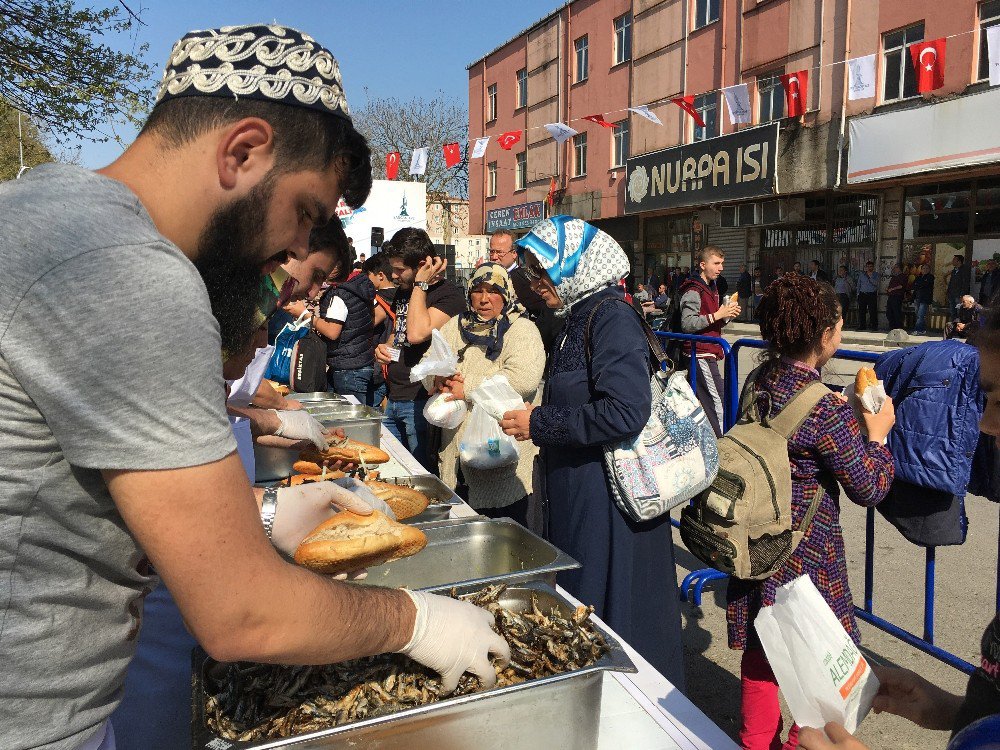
[656,331,997,675]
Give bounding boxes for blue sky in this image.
[71,0,556,168]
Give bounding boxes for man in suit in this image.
[645,268,660,292]
[809,259,830,283]
[489,230,560,352]
[947,254,972,315]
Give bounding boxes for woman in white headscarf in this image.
[500,216,685,689]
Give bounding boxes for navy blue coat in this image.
[529,287,685,688]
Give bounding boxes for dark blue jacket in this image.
[319,273,375,370]
[875,340,985,496]
[912,273,934,304]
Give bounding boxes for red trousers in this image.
[740,649,800,750]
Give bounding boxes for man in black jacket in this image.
[911,263,935,335]
[489,230,560,353]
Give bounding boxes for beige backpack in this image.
[679,377,829,580]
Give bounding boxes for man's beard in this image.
[194,176,282,356]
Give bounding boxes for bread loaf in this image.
[364,481,432,521]
[299,439,390,466]
[289,470,346,486]
[293,510,427,575]
[855,367,878,398]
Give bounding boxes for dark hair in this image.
[954,254,966,264]
[362,252,392,276]
[309,220,351,283]
[757,274,842,370]
[382,227,436,268]
[140,97,373,207]
[974,305,1000,349]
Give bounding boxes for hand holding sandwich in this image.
[272,409,332,450]
[270,481,376,557]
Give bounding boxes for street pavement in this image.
[670,324,998,750]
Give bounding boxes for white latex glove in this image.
[330,476,397,521]
[272,409,328,450]
[269,481,374,557]
[398,589,511,693]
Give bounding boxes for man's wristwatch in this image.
[261,487,279,539]
[416,281,430,292]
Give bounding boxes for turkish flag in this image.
[498,130,522,150]
[385,151,401,180]
[443,142,462,168]
[910,38,946,93]
[670,96,706,128]
[780,70,809,117]
[545,175,557,207]
[583,113,616,128]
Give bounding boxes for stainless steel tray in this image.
[191,581,635,749]
[375,474,462,525]
[253,443,298,482]
[310,404,383,446]
[365,516,579,591]
[293,392,350,404]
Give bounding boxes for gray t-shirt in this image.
[0,164,237,750]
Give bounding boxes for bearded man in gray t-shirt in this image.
[0,25,507,750]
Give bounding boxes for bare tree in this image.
[0,1,153,145]
[351,91,469,199]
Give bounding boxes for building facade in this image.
[468,0,1000,327]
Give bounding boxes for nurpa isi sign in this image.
[625,123,778,213]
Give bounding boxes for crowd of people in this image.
[0,20,996,750]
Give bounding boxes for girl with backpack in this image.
[730,274,896,750]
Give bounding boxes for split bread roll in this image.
[300,439,390,465]
[294,510,427,575]
[731,291,739,305]
[855,367,879,398]
[289,471,346,486]
[364,480,432,521]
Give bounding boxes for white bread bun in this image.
[364,481,432,521]
[299,439,390,465]
[293,510,427,575]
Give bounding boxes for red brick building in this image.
[468,0,1000,323]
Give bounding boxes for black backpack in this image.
[289,329,327,392]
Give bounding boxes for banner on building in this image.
[485,200,545,233]
[624,123,779,214]
[847,87,1000,183]
[337,179,426,249]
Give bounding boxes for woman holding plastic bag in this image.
[425,263,543,526]
[498,216,685,690]
[727,274,896,750]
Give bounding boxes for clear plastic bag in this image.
[467,374,525,421]
[459,403,519,470]
[409,329,459,383]
[755,575,880,734]
[423,392,468,429]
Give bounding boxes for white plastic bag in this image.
[423,392,468,429]
[409,329,459,383]
[754,575,880,734]
[468,374,525,421]
[459,403,519,470]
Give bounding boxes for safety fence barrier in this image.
[655,332,1000,675]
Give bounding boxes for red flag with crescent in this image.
[670,96,706,128]
[443,142,462,168]
[780,70,809,117]
[498,130,522,150]
[910,38,946,93]
[583,114,616,128]
[385,151,401,180]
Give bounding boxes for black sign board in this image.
[485,200,545,233]
[624,123,778,214]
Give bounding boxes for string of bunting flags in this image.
[382,24,994,180]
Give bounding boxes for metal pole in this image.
[865,507,875,612]
[924,546,936,643]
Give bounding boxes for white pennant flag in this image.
[470,136,490,159]
[847,54,877,100]
[628,105,662,125]
[544,122,578,143]
[988,26,1000,86]
[721,84,752,124]
[409,147,428,176]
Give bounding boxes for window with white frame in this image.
[882,23,924,102]
[614,13,632,65]
[573,132,588,177]
[516,68,528,108]
[694,0,720,30]
[575,36,589,83]
[757,71,784,123]
[487,83,497,121]
[612,120,629,168]
[487,161,497,197]
[692,93,718,141]
[979,1,1000,80]
[515,152,527,190]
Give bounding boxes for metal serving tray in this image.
[365,516,579,591]
[309,404,383,446]
[191,581,635,749]
[253,443,298,482]
[293,392,350,405]
[373,474,461,524]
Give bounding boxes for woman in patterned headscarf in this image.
[431,263,544,524]
[499,216,685,689]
